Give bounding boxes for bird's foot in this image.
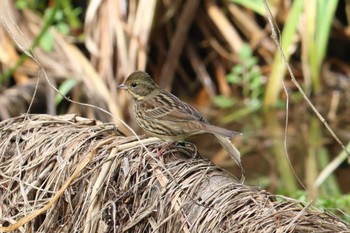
[174,141,198,158]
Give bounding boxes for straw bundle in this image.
[0,114,349,232]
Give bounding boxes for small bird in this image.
[118,70,243,170]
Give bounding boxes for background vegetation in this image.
[0,0,349,221]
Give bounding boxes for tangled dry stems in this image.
[0,114,349,232]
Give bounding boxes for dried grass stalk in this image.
[0,114,349,232]
[1,1,124,123]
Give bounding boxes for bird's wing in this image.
[140,91,207,123]
[139,91,241,139]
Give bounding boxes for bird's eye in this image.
[131,82,137,88]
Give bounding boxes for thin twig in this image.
[262,1,350,166]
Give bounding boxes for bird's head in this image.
[117,70,158,100]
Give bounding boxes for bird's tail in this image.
[215,135,244,179]
[204,124,242,139]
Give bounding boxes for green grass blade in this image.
[55,78,78,105]
[263,0,304,107]
[230,0,266,16]
[313,0,338,91]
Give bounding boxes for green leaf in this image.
[55,78,78,105]
[15,0,28,9]
[56,22,70,34]
[40,30,54,52]
[245,57,258,68]
[239,43,253,59]
[232,65,243,75]
[213,95,235,108]
[54,10,65,21]
[227,73,240,84]
[230,0,265,16]
[221,99,261,123]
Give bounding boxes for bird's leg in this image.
[175,141,186,146]
[174,141,198,158]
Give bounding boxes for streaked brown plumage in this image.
[118,70,242,169]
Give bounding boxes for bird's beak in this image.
[117,83,128,90]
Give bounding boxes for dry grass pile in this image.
[0,114,349,232]
[0,1,123,122]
